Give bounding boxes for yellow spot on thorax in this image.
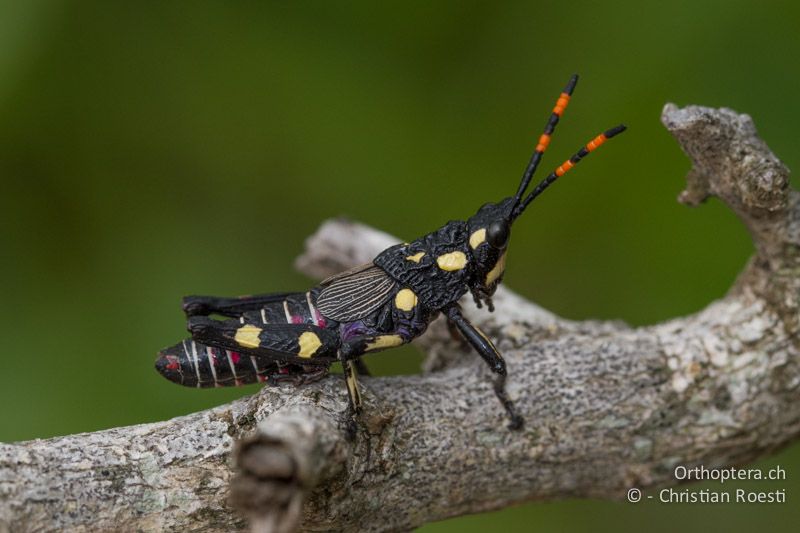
[485,251,507,285]
[298,331,322,358]
[394,288,418,311]
[405,252,425,263]
[234,325,262,348]
[469,228,486,249]
[365,335,404,352]
[436,251,468,271]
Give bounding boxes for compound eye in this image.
[486,221,510,249]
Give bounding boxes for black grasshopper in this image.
[155,75,625,430]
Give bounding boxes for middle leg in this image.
[336,331,412,428]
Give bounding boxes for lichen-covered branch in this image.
[1,104,799,532]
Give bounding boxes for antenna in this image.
[513,124,627,218]
[513,74,579,208]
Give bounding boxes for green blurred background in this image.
[1,1,798,531]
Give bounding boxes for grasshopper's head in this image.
[466,197,516,304]
[464,75,626,308]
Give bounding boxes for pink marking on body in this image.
[230,352,241,364]
[291,315,303,324]
[207,347,218,364]
[257,375,267,383]
[314,310,327,328]
[279,367,289,374]
[165,355,180,371]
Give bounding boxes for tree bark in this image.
[1,104,798,532]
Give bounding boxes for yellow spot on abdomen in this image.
[469,228,486,249]
[234,325,262,348]
[436,251,468,271]
[485,251,507,285]
[394,288,417,311]
[365,335,404,352]
[298,331,322,358]
[405,252,426,263]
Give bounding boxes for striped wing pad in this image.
[317,264,397,322]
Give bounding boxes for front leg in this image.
[446,305,523,430]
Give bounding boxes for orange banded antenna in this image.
[514,74,579,205]
[514,124,626,216]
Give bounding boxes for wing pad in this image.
[317,264,398,322]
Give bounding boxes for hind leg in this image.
[182,292,297,317]
[186,316,339,363]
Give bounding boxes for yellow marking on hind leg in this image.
[234,325,262,348]
[365,335,404,351]
[405,252,426,263]
[298,331,322,358]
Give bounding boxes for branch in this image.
[1,104,799,532]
